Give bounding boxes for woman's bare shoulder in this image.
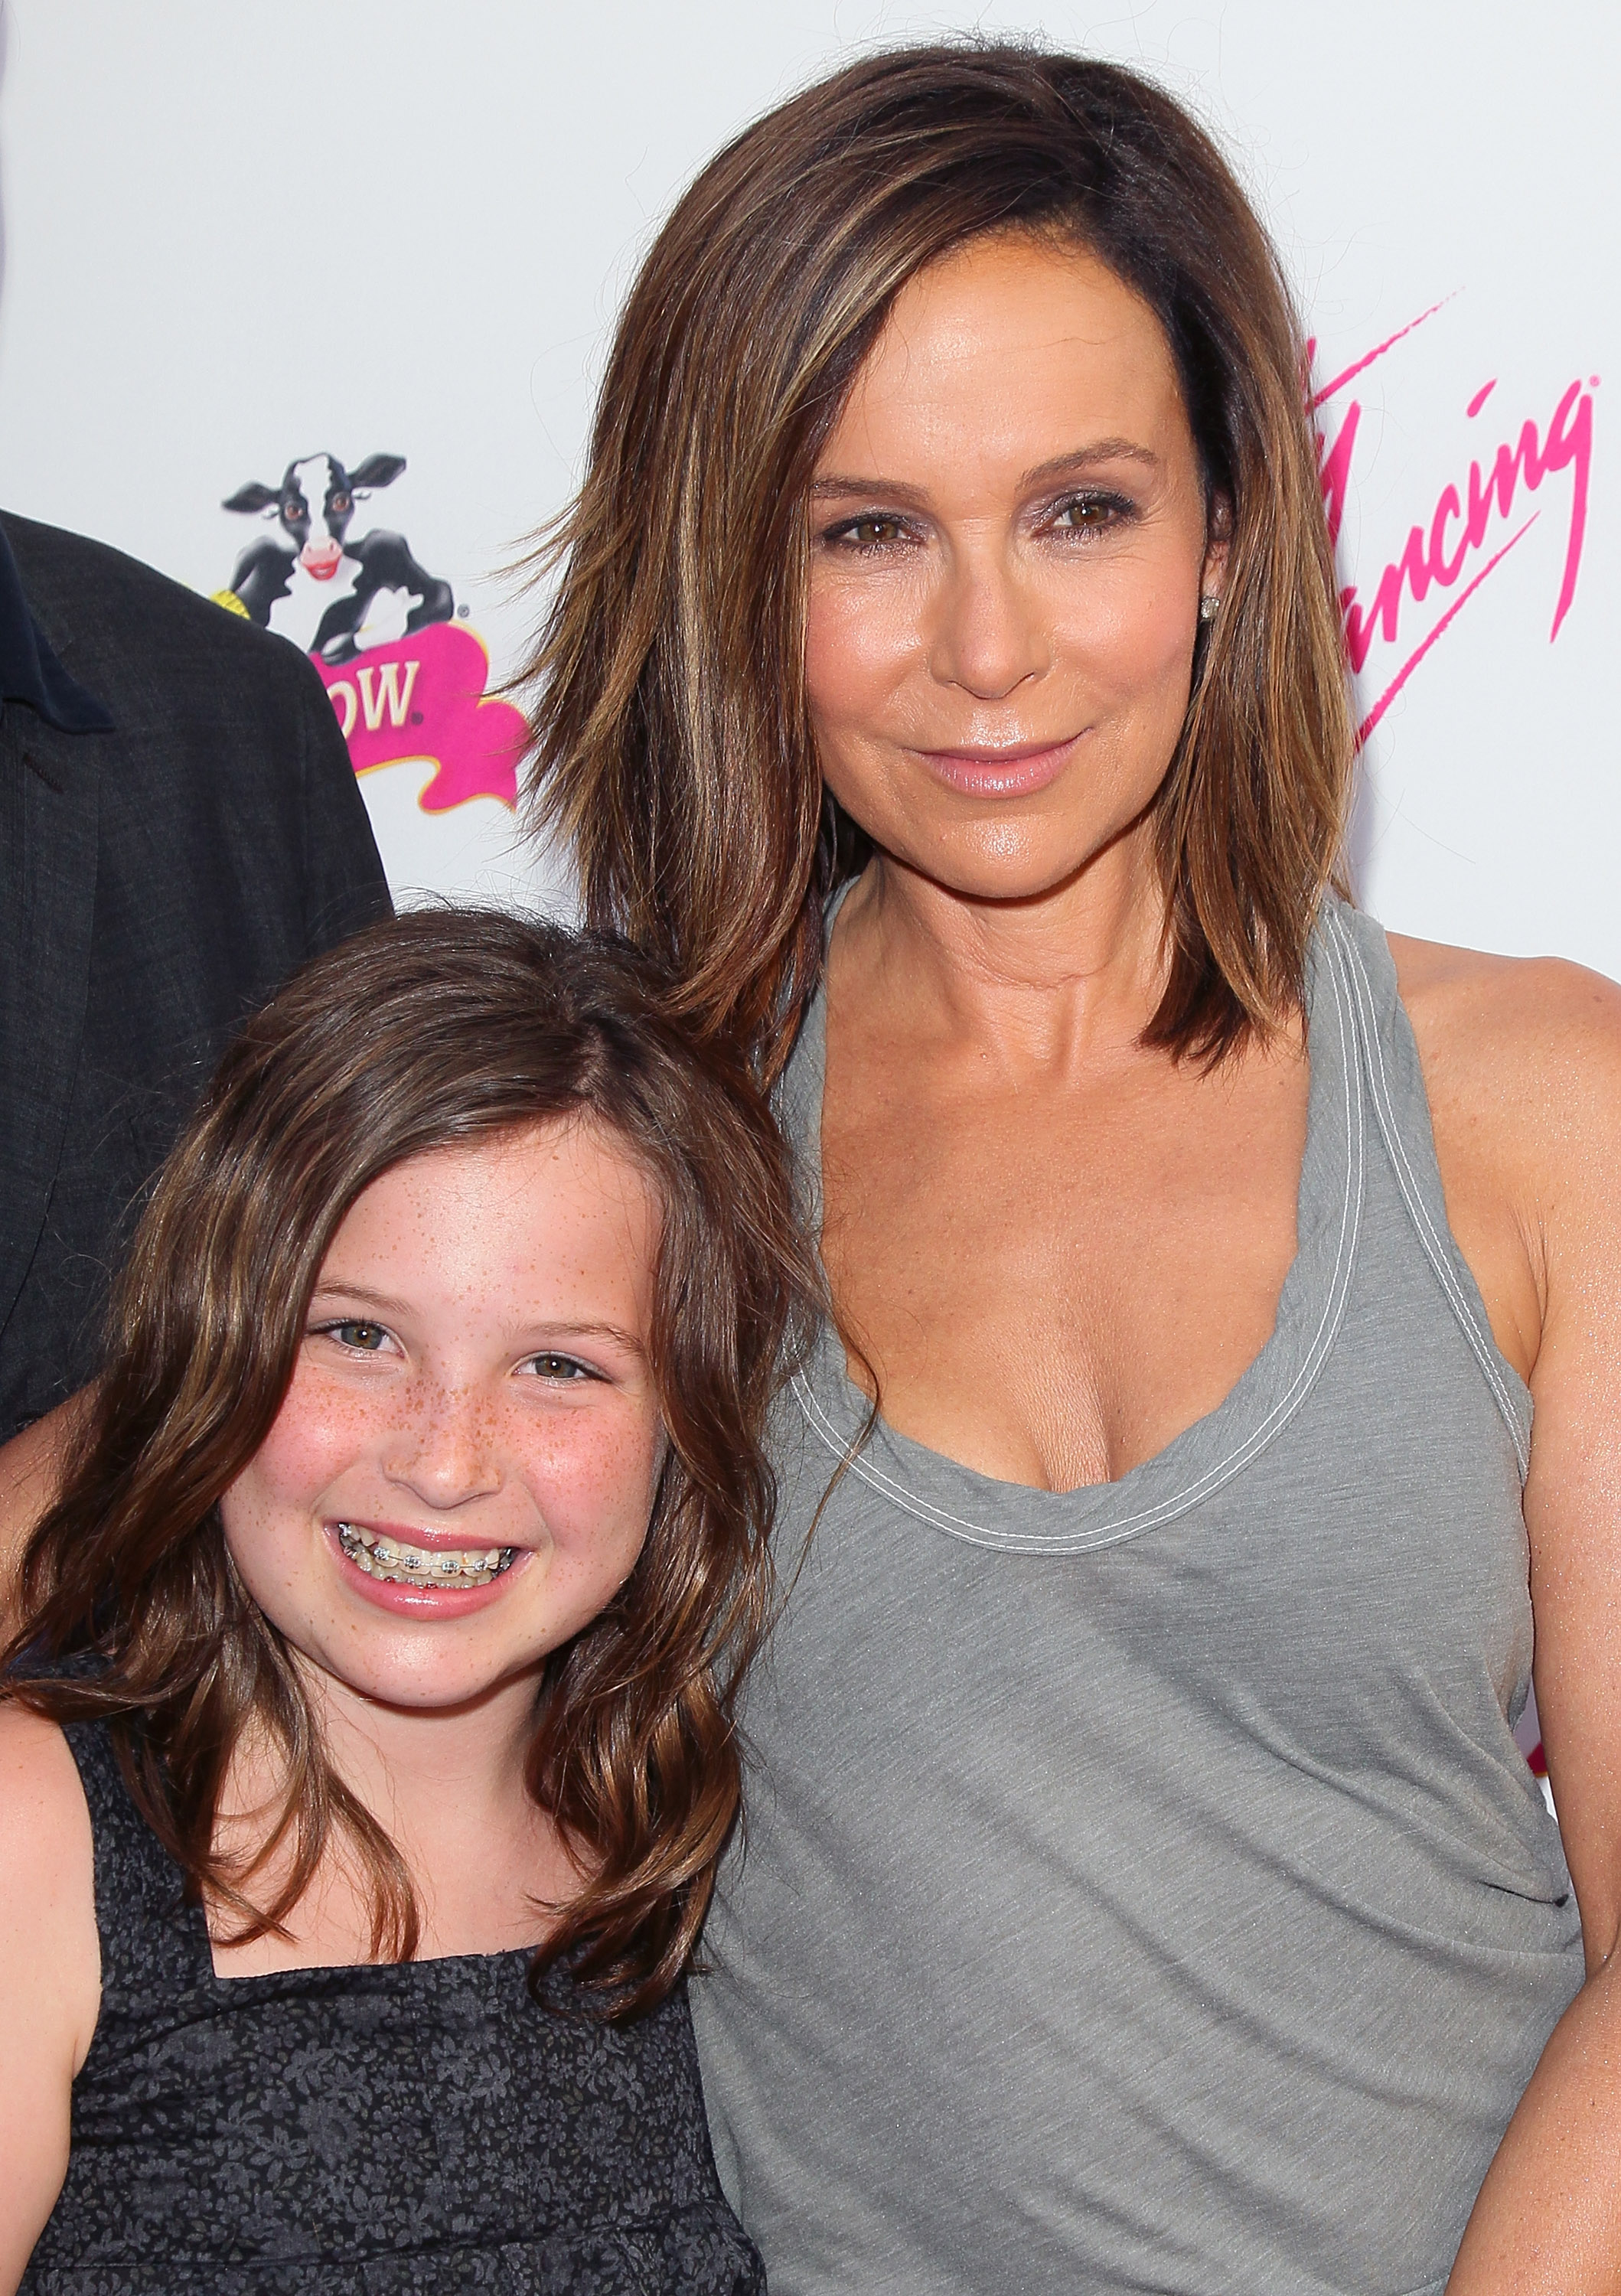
[1388,929,1621,1130]
[1384,930,1621,1378]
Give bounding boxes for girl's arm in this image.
[0,1707,99,2293]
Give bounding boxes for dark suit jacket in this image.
[0,514,391,1438]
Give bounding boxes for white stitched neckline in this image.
[792,921,1366,1554]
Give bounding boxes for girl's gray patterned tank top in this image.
[690,896,1583,2296]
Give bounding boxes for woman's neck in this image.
[831,820,1172,1076]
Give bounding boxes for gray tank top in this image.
[690,895,1583,2296]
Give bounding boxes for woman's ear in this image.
[1201,491,1234,603]
[1194,494,1231,606]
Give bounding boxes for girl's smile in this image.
[331,1518,523,1607]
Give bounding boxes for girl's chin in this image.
[302,1642,552,1720]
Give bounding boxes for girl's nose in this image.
[384,1385,503,1512]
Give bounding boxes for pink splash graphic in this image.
[314,621,525,811]
[1310,302,1597,746]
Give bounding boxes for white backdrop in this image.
[0,0,1616,974]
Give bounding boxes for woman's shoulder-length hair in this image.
[2,909,818,2019]
[524,41,1353,1075]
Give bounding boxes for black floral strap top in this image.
[21,1717,764,2295]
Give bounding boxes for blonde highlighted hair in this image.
[524,42,1352,1072]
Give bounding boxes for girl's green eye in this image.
[528,1352,592,1381]
[333,1321,388,1352]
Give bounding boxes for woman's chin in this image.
[869,825,1151,910]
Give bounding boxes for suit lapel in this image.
[0,713,100,1341]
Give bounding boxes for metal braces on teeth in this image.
[335,1521,517,1587]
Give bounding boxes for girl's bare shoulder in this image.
[0,1704,99,2023]
[0,1701,100,2278]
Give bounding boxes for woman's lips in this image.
[915,735,1079,798]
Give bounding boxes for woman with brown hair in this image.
[526,42,1621,2296]
[0,909,814,2291]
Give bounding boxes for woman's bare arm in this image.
[1396,938,1621,2293]
[0,1396,91,1627]
[0,1706,99,2290]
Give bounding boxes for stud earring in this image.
[1199,593,1220,622]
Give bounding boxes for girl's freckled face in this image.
[220,1120,665,1714]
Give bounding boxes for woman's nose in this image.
[927,550,1049,699]
[384,1384,503,1512]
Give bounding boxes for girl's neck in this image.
[309,1664,541,1831]
[210,1665,576,1975]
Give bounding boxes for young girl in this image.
[0,909,814,2294]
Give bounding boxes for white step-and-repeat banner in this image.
[0,1,1614,967]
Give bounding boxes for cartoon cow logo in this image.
[221,451,455,664]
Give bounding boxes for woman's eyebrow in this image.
[810,439,1162,504]
[1022,440,1162,484]
[809,475,931,505]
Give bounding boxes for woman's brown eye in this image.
[843,517,905,547]
[1057,495,1120,532]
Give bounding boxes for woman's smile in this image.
[914,733,1084,798]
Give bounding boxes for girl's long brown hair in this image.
[524,42,1352,1075]
[2,910,817,2019]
